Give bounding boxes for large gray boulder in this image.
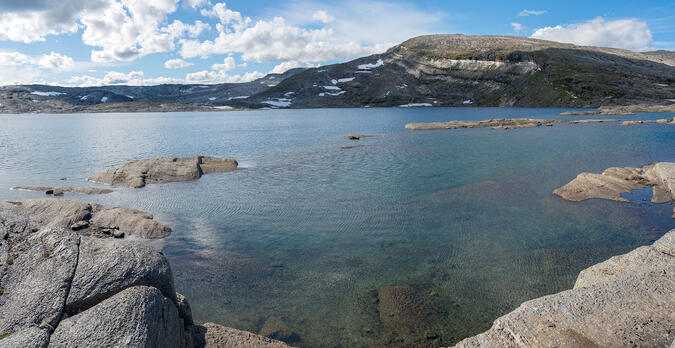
[454,230,675,347]
[49,286,183,348]
[0,327,50,348]
[88,156,238,188]
[186,322,293,348]
[0,227,78,334]
[65,237,176,313]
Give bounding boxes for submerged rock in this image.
[88,156,238,188]
[11,186,113,195]
[346,134,375,140]
[187,322,292,348]
[554,162,675,218]
[454,229,675,347]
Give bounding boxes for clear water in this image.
[0,108,673,347]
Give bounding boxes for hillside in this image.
[1,35,674,113]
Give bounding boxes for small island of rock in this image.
[88,156,238,188]
[554,162,675,218]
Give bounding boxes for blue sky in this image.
[0,0,673,86]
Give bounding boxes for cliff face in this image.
[2,35,673,114]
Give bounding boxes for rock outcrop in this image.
[11,186,113,195]
[560,104,675,116]
[554,162,675,218]
[454,229,675,347]
[88,156,238,188]
[621,117,675,126]
[0,199,292,348]
[404,118,624,130]
[2,199,172,238]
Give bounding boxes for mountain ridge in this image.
[1,34,673,113]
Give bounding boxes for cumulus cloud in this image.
[36,51,74,69]
[312,10,334,23]
[185,69,265,84]
[68,70,183,86]
[186,0,208,9]
[511,22,523,32]
[531,17,653,51]
[518,10,547,17]
[270,61,315,74]
[211,56,236,71]
[164,58,193,69]
[0,51,31,66]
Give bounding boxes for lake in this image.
[0,107,673,347]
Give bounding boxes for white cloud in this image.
[185,69,265,84]
[270,61,315,74]
[312,10,334,23]
[164,58,194,69]
[68,70,183,86]
[163,19,210,38]
[37,51,74,69]
[0,51,31,66]
[511,22,523,32]
[212,56,236,71]
[186,0,208,9]
[531,17,653,51]
[518,10,547,17]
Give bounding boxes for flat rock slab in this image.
[6,199,171,238]
[11,186,113,195]
[454,229,675,348]
[0,327,50,348]
[88,156,238,188]
[405,118,568,130]
[187,322,294,348]
[49,286,183,348]
[554,162,675,218]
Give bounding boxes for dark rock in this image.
[260,317,301,344]
[69,221,89,231]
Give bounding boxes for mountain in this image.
[1,35,674,113]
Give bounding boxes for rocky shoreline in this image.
[405,117,674,130]
[560,104,675,116]
[0,199,291,348]
[454,229,674,347]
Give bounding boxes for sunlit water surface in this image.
[0,108,673,347]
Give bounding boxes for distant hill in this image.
[1,35,673,113]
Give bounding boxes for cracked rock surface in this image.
[0,199,292,348]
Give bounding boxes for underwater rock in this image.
[260,317,301,344]
[88,156,238,188]
[454,229,675,347]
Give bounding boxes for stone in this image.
[554,162,675,218]
[176,293,193,326]
[0,327,49,348]
[69,221,89,231]
[341,145,364,149]
[453,230,675,348]
[6,199,171,238]
[0,228,79,335]
[111,230,124,238]
[346,134,375,140]
[12,186,113,195]
[49,286,184,348]
[260,317,300,344]
[65,237,176,313]
[186,322,293,348]
[87,156,238,188]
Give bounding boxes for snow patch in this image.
[284,92,295,97]
[655,83,669,87]
[262,98,292,107]
[355,71,372,74]
[318,93,325,97]
[399,103,432,108]
[228,96,249,100]
[80,96,88,101]
[100,97,108,103]
[209,97,216,101]
[463,100,472,105]
[396,84,407,89]
[358,59,384,70]
[667,99,675,103]
[212,106,234,110]
[331,79,338,85]
[31,91,65,97]
[323,86,341,90]
[338,77,355,83]
[126,95,135,99]
[326,91,345,96]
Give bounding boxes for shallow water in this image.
[0,108,673,347]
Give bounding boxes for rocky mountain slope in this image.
[1,35,674,113]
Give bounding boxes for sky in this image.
[0,0,673,86]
